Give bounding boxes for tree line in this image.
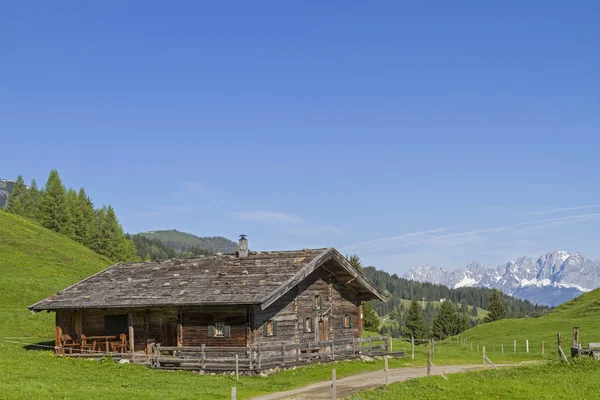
[129,234,212,261]
[5,170,139,263]
[396,289,507,340]
[362,266,548,319]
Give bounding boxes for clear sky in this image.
[1,1,599,274]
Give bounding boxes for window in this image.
[263,320,277,337]
[215,321,225,337]
[104,314,128,335]
[208,322,231,338]
[313,295,322,310]
[304,317,313,333]
[343,314,351,328]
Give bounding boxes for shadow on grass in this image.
[22,340,55,351]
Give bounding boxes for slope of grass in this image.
[458,287,600,356]
[349,359,600,400]
[0,211,566,399]
[0,212,112,337]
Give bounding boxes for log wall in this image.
[181,306,247,347]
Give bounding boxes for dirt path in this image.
[250,364,510,400]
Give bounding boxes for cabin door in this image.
[319,319,327,341]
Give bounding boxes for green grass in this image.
[0,211,594,399]
[349,359,600,400]
[458,287,600,356]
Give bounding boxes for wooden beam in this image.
[177,308,183,347]
[128,312,135,354]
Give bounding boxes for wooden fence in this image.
[150,335,403,371]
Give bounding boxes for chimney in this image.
[237,234,248,258]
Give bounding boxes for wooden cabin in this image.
[29,236,388,365]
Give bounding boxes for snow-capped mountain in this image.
[403,251,600,307]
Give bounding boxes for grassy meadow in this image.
[0,211,597,399]
[349,358,600,400]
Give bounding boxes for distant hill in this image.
[135,230,237,255]
[363,266,548,319]
[0,179,16,208]
[461,286,600,352]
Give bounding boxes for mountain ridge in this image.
[404,250,600,306]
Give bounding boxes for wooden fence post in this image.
[514,339,516,353]
[384,357,389,388]
[331,368,336,400]
[557,333,562,362]
[389,336,393,353]
[477,345,479,353]
[352,338,356,357]
[427,349,431,377]
[501,343,504,353]
[541,341,545,355]
[201,344,206,370]
[411,336,415,359]
[526,339,529,353]
[483,346,486,366]
[368,336,373,356]
[235,354,239,382]
[231,387,237,400]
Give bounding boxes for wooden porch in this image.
[150,335,404,371]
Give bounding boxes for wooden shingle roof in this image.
[29,248,388,311]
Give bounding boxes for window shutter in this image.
[349,314,353,328]
[223,325,231,338]
[273,320,278,336]
[263,321,268,337]
[311,317,314,333]
[208,325,216,338]
[313,296,316,309]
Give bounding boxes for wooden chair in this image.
[110,333,128,354]
[80,334,95,354]
[61,333,81,354]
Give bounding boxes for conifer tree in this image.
[391,306,400,321]
[404,298,427,339]
[78,188,95,246]
[483,290,507,323]
[461,299,469,314]
[432,300,459,339]
[460,312,470,333]
[5,175,27,215]
[38,170,72,234]
[348,254,380,331]
[24,179,42,219]
[66,188,83,242]
[471,304,478,317]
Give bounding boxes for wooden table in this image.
[86,335,118,353]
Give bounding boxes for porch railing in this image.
[150,335,404,370]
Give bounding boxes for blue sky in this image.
[1,1,599,273]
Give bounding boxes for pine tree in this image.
[432,300,459,339]
[460,312,470,333]
[404,298,427,339]
[484,290,507,323]
[391,306,400,321]
[78,188,95,246]
[348,255,380,331]
[461,299,469,314]
[66,189,83,242]
[6,175,28,215]
[37,170,72,234]
[24,179,42,219]
[471,304,478,317]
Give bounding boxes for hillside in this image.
[0,211,112,337]
[363,266,548,319]
[460,287,600,351]
[136,230,237,254]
